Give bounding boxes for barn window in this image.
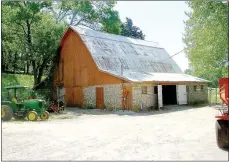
[142,86,147,94]
[154,86,158,94]
[201,85,204,91]
[194,85,197,91]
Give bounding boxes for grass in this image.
[2,73,35,88]
[208,88,221,104]
[1,73,47,100]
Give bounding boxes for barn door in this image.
[176,85,187,105]
[122,86,132,110]
[158,85,163,109]
[74,87,83,107]
[96,87,104,109]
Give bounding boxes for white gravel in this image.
[2,105,228,161]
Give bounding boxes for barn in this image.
[54,26,209,110]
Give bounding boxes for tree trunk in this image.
[14,51,17,73]
[37,67,44,85]
[26,19,32,75]
[2,50,5,72]
[32,60,38,87]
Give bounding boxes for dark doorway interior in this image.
[162,85,177,105]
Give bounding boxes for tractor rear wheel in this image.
[1,105,13,121]
[216,120,228,149]
[27,111,38,121]
[40,111,49,120]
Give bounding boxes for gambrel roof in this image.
[67,26,208,83]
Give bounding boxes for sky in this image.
[114,1,191,72]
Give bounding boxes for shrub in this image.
[132,105,141,112]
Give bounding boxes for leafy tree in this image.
[30,14,65,85]
[183,1,228,87]
[184,69,193,75]
[121,17,145,40]
[51,0,121,34]
[2,2,65,86]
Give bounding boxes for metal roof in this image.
[69,26,208,83]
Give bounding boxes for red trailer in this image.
[215,78,228,149]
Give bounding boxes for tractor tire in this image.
[216,120,228,149]
[27,111,38,121]
[1,105,13,121]
[40,111,49,120]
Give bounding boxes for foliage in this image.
[121,17,145,40]
[132,105,141,112]
[2,2,65,86]
[1,73,34,100]
[184,69,193,75]
[2,73,35,88]
[183,1,228,87]
[2,1,145,88]
[51,0,121,34]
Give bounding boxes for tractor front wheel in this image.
[27,111,38,121]
[216,119,228,149]
[1,105,13,121]
[40,111,49,120]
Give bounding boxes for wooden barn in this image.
[54,26,209,110]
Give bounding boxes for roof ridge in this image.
[70,25,162,49]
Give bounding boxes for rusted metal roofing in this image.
[69,26,208,83]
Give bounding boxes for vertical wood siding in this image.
[54,29,125,107]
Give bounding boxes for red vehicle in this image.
[215,78,228,149]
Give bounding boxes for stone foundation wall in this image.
[103,84,122,109]
[187,84,208,104]
[132,84,158,110]
[83,84,122,109]
[83,86,96,107]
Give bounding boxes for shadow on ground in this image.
[2,105,217,122]
[48,105,213,120]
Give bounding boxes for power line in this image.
[161,48,185,62]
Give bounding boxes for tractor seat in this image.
[12,97,18,104]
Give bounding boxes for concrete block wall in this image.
[187,84,208,104]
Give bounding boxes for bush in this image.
[190,101,208,107]
[132,105,141,112]
[83,104,95,109]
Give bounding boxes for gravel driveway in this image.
[2,105,228,161]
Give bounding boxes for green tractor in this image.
[1,85,49,121]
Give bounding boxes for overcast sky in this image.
[114,1,190,72]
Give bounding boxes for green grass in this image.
[208,88,221,103]
[1,73,47,100]
[2,73,34,88]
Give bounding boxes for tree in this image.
[2,2,65,86]
[30,14,65,85]
[183,1,228,87]
[2,1,52,74]
[184,69,193,75]
[51,0,121,34]
[120,17,145,40]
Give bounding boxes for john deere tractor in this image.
[1,85,49,121]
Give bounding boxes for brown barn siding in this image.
[54,29,126,107]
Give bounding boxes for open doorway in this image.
[162,85,177,105]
